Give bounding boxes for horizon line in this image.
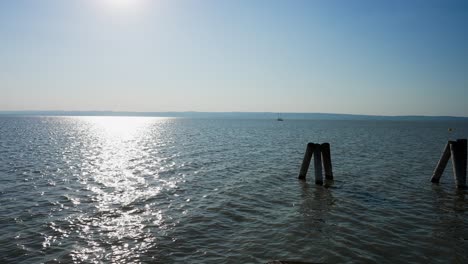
[0,110,467,119]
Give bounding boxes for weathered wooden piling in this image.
[298,143,315,180]
[321,143,333,180]
[298,142,333,185]
[431,138,467,189]
[450,139,467,189]
[314,145,323,185]
[431,142,452,183]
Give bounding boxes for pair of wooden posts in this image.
[298,143,333,185]
[431,139,467,189]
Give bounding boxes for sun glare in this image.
[104,0,139,9]
[97,0,150,15]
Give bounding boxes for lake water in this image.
[0,116,467,263]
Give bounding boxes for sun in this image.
[90,0,159,18]
[104,0,139,9]
[98,0,149,13]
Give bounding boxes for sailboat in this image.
[277,113,284,121]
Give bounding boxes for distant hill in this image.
[0,111,467,121]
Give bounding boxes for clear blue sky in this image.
[1,0,467,116]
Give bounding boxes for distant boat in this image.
[277,113,284,121]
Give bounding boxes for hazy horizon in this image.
[2,109,468,120]
[1,0,467,116]
[2,110,468,118]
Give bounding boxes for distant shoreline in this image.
[0,111,467,121]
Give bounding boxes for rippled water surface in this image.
[0,116,467,263]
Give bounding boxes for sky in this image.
[0,0,467,116]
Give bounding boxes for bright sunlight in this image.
[96,0,150,16]
[103,0,141,9]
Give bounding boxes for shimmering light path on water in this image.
[0,116,467,263]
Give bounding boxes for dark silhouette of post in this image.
[321,143,333,180]
[431,138,467,189]
[298,143,315,180]
[314,145,323,185]
[298,142,333,185]
[450,139,467,189]
[431,142,452,183]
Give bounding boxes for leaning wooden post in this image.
[431,142,452,183]
[314,145,323,185]
[321,143,333,180]
[450,139,467,189]
[298,143,315,180]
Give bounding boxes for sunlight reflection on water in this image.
[67,117,173,263]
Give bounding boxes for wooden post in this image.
[298,143,315,180]
[431,142,451,183]
[321,143,333,180]
[314,145,323,185]
[450,139,467,189]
